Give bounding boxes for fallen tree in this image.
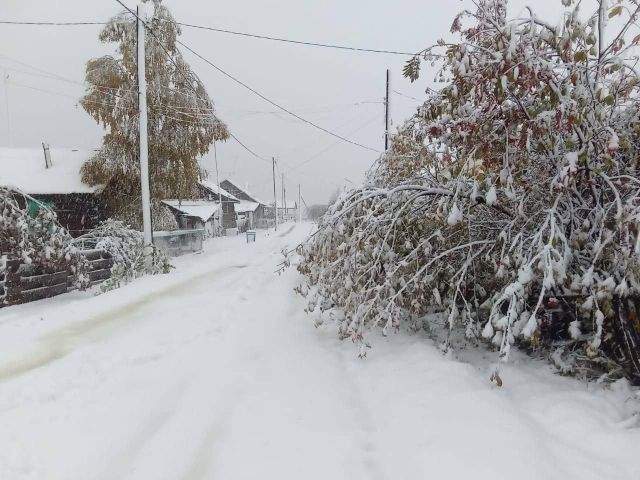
[298,0,640,384]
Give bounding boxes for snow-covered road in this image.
[1,223,638,480]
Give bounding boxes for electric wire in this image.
[0,19,416,56]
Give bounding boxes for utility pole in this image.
[137,4,152,246]
[214,140,222,235]
[272,157,278,230]
[384,68,390,151]
[4,71,11,147]
[298,184,302,222]
[282,173,286,221]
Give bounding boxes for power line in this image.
[0,20,104,26]
[112,1,380,154]
[112,0,270,166]
[228,132,270,164]
[288,114,380,172]
[0,19,415,56]
[174,38,381,153]
[174,22,416,56]
[392,89,421,102]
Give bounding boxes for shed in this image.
[161,199,222,237]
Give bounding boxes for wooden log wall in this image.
[0,250,113,307]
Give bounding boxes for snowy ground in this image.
[0,222,639,480]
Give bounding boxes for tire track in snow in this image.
[96,379,191,480]
[334,344,388,480]
[0,264,248,384]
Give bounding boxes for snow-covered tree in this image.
[0,187,88,305]
[80,0,229,229]
[299,0,640,384]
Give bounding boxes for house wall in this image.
[220,180,266,224]
[30,193,105,237]
[221,202,237,229]
[197,184,238,229]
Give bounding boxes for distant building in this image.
[220,179,269,230]
[161,199,222,237]
[0,146,105,236]
[198,180,239,232]
[268,200,299,222]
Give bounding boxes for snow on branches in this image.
[71,219,172,292]
[298,0,640,383]
[0,187,89,304]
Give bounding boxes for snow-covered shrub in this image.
[71,219,172,292]
[0,187,89,304]
[298,0,640,384]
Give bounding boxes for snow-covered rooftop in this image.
[162,199,221,221]
[235,201,260,214]
[199,180,240,202]
[222,178,269,206]
[0,147,99,195]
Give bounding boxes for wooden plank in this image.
[20,270,69,290]
[88,258,113,271]
[84,249,112,261]
[88,268,111,283]
[20,282,68,302]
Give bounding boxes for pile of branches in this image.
[298,0,640,384]
[71,219,172,292]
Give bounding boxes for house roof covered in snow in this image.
[0,147,99,195]
[162,200,221,221]
[199,180,240,202]
[220,179,268,206]
[235,201,260,214]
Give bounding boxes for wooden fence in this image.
[0,249,113,308]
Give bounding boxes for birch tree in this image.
[80,0,228,229]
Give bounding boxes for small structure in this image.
[246,230,256,243]
[198,180,239,233]
[153,229,204,257]
[235,201,260,232]
[270,200,299,223]
[220,179,269,230]
[161,199,221,237]
[0,147,105,236]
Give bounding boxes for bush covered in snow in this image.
[0,187,89,304]
[298,0,640,384]
[71,219,172,292]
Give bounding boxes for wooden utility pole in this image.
[384,68,390,151]
[298,184,302,222]
[213,140,222,234]
[272,157,278,230]
[137,4,152,246]
[3,71,10,147]
[282,173,286,221]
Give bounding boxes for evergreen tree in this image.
[80,0,228,229]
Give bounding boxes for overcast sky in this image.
[2,0,565,204]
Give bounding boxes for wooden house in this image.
[0,147,105,236]
[220,179,269,230]
[198,180,239,231]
